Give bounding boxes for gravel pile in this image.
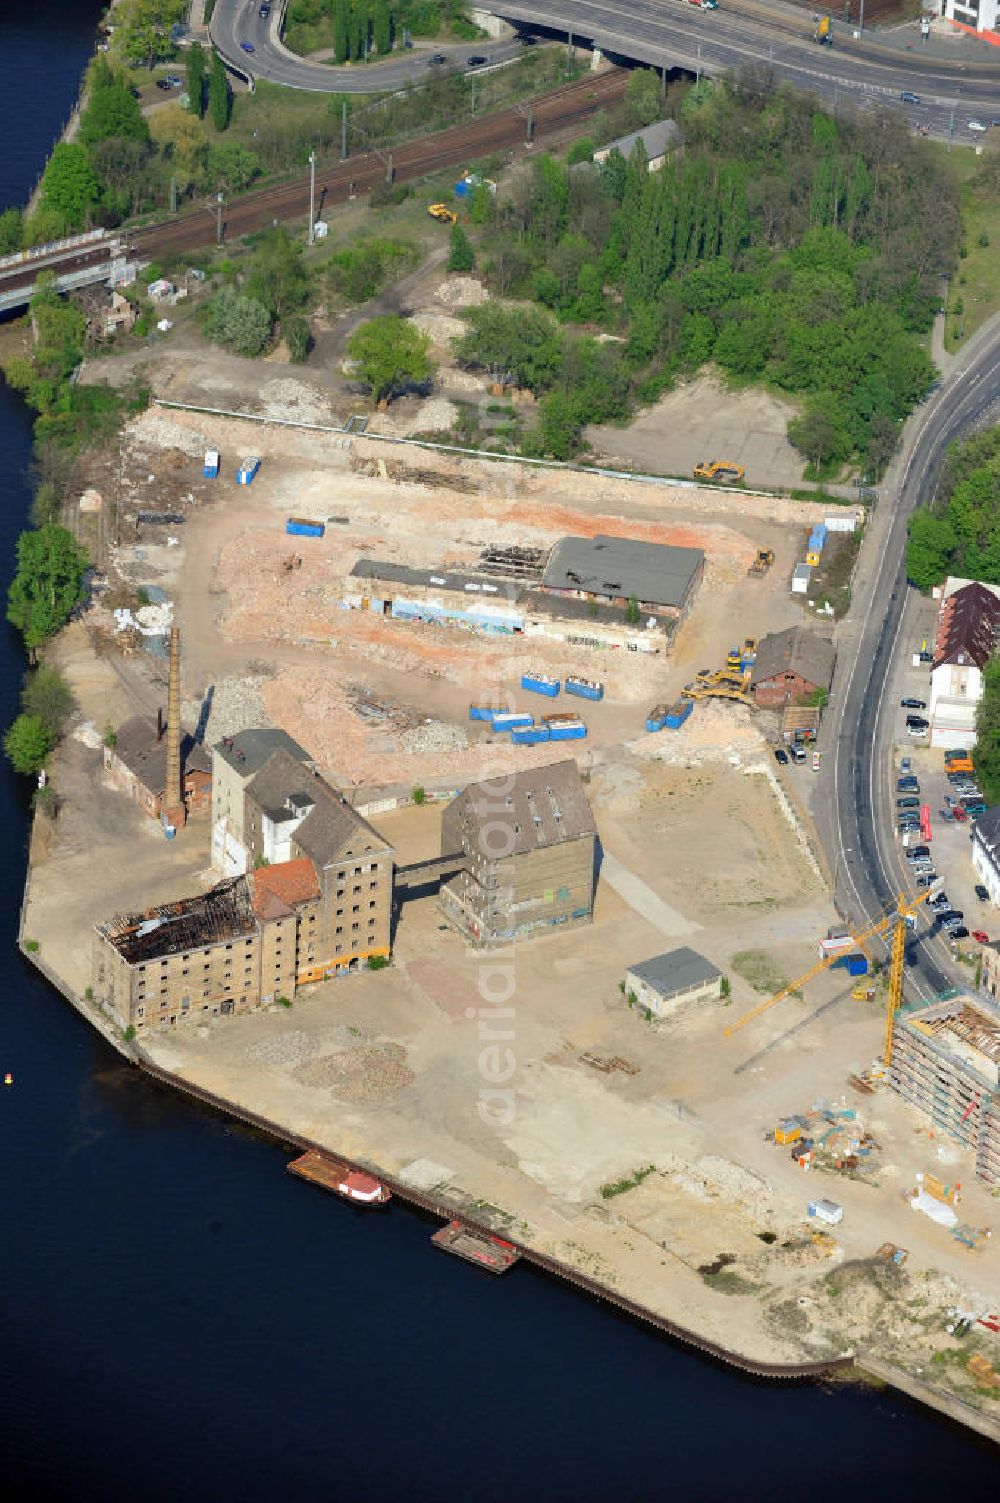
[436,276,489,308]
[127,410,209,457]
[379,397,458,438]
[258,378,332,426]
[247,1030,316,1067]
[293,1042,414,1103]
[410,311,465,346]
[400,720,468,754]
[182,674,270,743]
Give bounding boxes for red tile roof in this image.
[251,857,321,920]
[934,582,1000,671]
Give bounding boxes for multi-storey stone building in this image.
[439,760,597,945]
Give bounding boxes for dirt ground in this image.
[77,383,835,795]
[587,372,807,491]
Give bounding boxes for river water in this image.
[3,5,1000,1497]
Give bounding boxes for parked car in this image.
[939,808,955,822]
[900,90,921,104]
[906,715,929,728]
[950,927,971,940]
[900,697,926,710]
[774,747,789,765]
[916,873,939,887]
[897,777,920,791]
[969,119,988,133]
[940,909,965,923]
[896,797,920,809]
[976,884,990,902]
[466,53,488,65]
[429,52,448,63]
[966,802,988,817]
[930,891,951,907]
[972,929,990,943]
[155,78,172,89]
[953,806,969,823]
[260,2,271,15]
[906,845,930,860]
[164,74,182,87]
[907,725,929,738]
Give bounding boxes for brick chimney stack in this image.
[163,625,186,830]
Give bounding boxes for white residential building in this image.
[972,808,1000,906]
[928,580,1000,750]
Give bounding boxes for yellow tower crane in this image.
[723,887,937,1068]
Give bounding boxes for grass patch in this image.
[699,1270,758,1296]
[731,949,793,997]
[600,1165,656,1199]
[943,148,1000,352]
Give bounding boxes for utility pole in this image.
[307,150,316,245]
[169,175,177,213]
[859,0,865,32]
[385,150,393,184]
[949,101,956,149]
[566,31,573,73]
[660,64,667,101]
[341,100,348,161]
[696,43,702,88]
[215,191,224,246]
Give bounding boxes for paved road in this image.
[211,0,522,93]
[819,318,1000,1004]
[495,0,1000,137]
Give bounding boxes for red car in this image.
[953,806,968,822]
[972,929,990,944]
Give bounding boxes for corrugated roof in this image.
[213,728,311,777]
[627,946,721,997]
[448,759,596,857]
[751,627,835,691]
[246,749,392,870]
[113,713,210,793]
[595,119,682,162]
[933,581,1000,671]
[252,857,321,920]
[542,535,703,610]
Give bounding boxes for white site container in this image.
[808,1199,844,1226]
[791,563,812,595]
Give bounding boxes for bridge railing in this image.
[0,227,107,276]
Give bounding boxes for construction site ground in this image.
[30,334,1000,1427]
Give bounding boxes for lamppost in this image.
[215,191,224,246]
[307,150,316,245]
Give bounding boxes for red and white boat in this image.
[287,1149,391,1207]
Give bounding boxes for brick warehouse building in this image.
[439,760,597,944]
[751,626,835,709]
[105,712,211,822]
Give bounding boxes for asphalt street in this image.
[821,318,1000,1004]
[211,0,522,92]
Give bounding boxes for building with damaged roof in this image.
[105,712,211,822]
[440,760,597,944]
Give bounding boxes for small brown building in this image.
[105,713,211,821]
[751,627,835,710]
[440,759,597,945]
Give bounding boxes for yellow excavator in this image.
[724,886,938,1070]
[694,460,745,483]
[428,202,458,226]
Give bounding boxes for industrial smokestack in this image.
[163,625,186,830]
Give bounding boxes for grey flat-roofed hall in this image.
[542,535,703,612]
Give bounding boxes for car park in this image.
[900,698,926,710]
[972,929,990,943]
[976,884,990,902]
[774,747,789,765]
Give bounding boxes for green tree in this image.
[37,144,100,233]
[208,49,231,132]
[333,0,351,63]
[7,525,89,654]
[186,41,206,117]
[787,398,850,472]
[0,206,23,254]
[447,222,475,272]
[21,663,75,737]
[373,0,392,54]
[906,510,958,590]
[246,227,309,320]
[4,714,55,777]
[285,315,311,363]
[78,59,149,146]
[453,304,562,392]
[625,68,662,127]
[975,656,1000,804]
[116,0,186,68]
[205,142,261,193]
[532,390,582,460]
[201,288,273,356]
[347,315,434,402]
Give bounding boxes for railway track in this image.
[131,70,628,259]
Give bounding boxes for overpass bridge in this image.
[0,230,128,315]
[394,852,468,894]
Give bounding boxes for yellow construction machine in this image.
[427,202,458,225]
[694,460,745,483]
[724,887,937,1070]
[749,548,775,576]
